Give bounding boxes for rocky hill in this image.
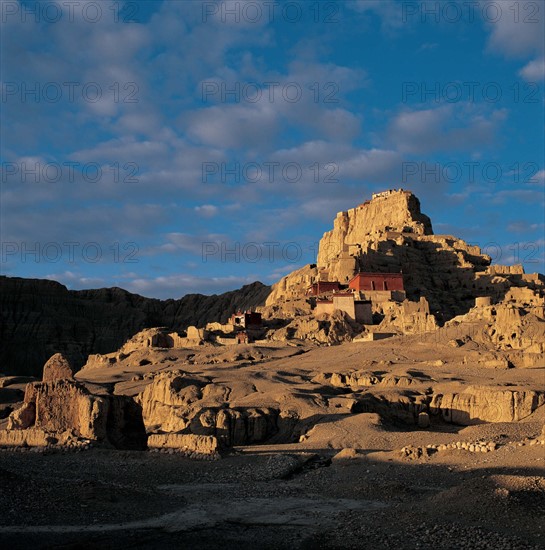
[266,189,544,320]
[0,277,270,377]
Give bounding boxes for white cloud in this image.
[187,103,279,149]
[270,141,401,185]
[388,104,507,154]
[71,137,170,164]
[342,148,402,181]
[1,201,168,244]
[507,221,545,233]
[312,108,361,141]
[483,0,544,58]
[195,204,219,217]
[518,58,545,80]
[482,0,544,81]
[488,189,545,205]
[146,232,227,257]
[189,58,366,149]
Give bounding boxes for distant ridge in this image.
[0,276,270,376]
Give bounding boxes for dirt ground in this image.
[1,415,544,549]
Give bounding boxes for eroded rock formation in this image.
[430,386,545,424]
[3,378,147,450]
[135,370,296,446]
[265,189,544,322]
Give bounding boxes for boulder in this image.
[42,353,75,382]
[417,412,430,429]
[333,448,359,460]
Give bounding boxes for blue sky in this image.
[1,0,544,298]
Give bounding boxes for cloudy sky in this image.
[1,0,544,298]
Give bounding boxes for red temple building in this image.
[349,272,404,292]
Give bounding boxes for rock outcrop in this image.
[316,372,545,426]
[265,265,318,309]
[430,386,545,424]
[137,371,211,433]
[42,353,76,382]
[0,428,59,448]
[268,310,361,344]
[135,370,297,446]
[416,301,545,366]
[378,297,439,334]
[447,303,545,354]
[21,380,108,439]
[352,386,545,427]
[6,401,35,430]
[317,190,433,271]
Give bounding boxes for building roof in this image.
[349,272,403,284]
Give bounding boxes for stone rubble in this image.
[400,435,545,459]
